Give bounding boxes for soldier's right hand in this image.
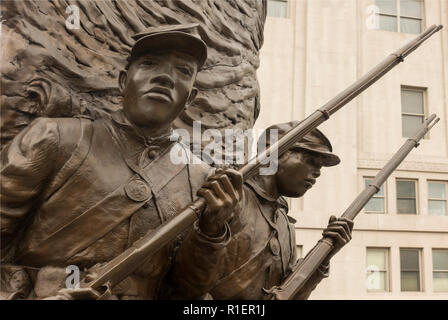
[197,168,243,237]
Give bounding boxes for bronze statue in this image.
[1,0,442,301]
[206,122,353,300]
[54,24,442,299]
[0,24,243,300]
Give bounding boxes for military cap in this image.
[129,23,207,68]
[259,121,341,167]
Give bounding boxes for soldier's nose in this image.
[151,74,174,89]
[312,170,321,179]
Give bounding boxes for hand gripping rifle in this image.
[84,25,443,296]
[264,114,440,300]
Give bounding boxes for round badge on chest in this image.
[124,179,151,202]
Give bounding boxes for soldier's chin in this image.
[138,102,176,119]
[281,187,307,198]
[293,190,307,198]
[137,108,183,128]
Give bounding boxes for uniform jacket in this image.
[0,110,229,299]
[208,179,329,300]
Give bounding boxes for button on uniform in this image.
[125,179,151,202]
[148,150,159,159]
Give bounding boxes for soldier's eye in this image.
[141,60,154,66]
[304,154,316,164]
[177,66,192,76]
[309,157,322,167]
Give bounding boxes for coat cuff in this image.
[193,220,231,249]
[317,262,330,278]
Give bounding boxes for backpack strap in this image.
[42,118,94,201]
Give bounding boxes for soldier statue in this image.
[0,24,243,300]
[206,122,354,300]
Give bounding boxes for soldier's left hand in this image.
[197,168,243,237]
[322,215,354,264]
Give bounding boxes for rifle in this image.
[84,25,443,296]
[264,114,440,300]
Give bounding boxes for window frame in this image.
[396,178,419,215]
[428,181,447,216]
[366,247,390,292]
[398,0,424,34]
[377,8,398,32]
[375,0,424,34]
[432,249,448,292]
[364,177,387,214]
[400,248,423,292]
[401,86,427,139]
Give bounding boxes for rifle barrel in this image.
[266,114,440,300]
[85,25,443,293]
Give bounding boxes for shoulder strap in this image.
[42,118,94,201]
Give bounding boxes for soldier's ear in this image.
[186,87,198,107]
[119,71,127,95]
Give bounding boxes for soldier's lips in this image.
[143,87,173,103]
[304,179,316,188]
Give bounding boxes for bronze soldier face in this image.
[275,150,323,197]
[119,50,198,131]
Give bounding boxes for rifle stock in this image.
[84,25,443,295]
[265,114,440,300]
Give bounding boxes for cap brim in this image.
[319,152,341,167]
[295,147,341,167]
[130,31,207,68]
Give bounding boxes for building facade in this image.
[256,0,448,299]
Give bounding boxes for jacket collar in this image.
[246,176,279,203]
[109,109,175,170]
[111,109,173,148]
[246,176,295,223]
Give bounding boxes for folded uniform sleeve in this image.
[1,118,60,261]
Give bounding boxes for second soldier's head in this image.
[259,121,340,198]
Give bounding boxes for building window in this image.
[364,178,386,214]
[400,248,422,291]
[366,248,389,292]
[396,179,418,214]
[376,0,423,34]
[433,249,448,292]
[401,87,426,138]
[428,181,447,216]
[267,0,288,18]
[400,0,423,33]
